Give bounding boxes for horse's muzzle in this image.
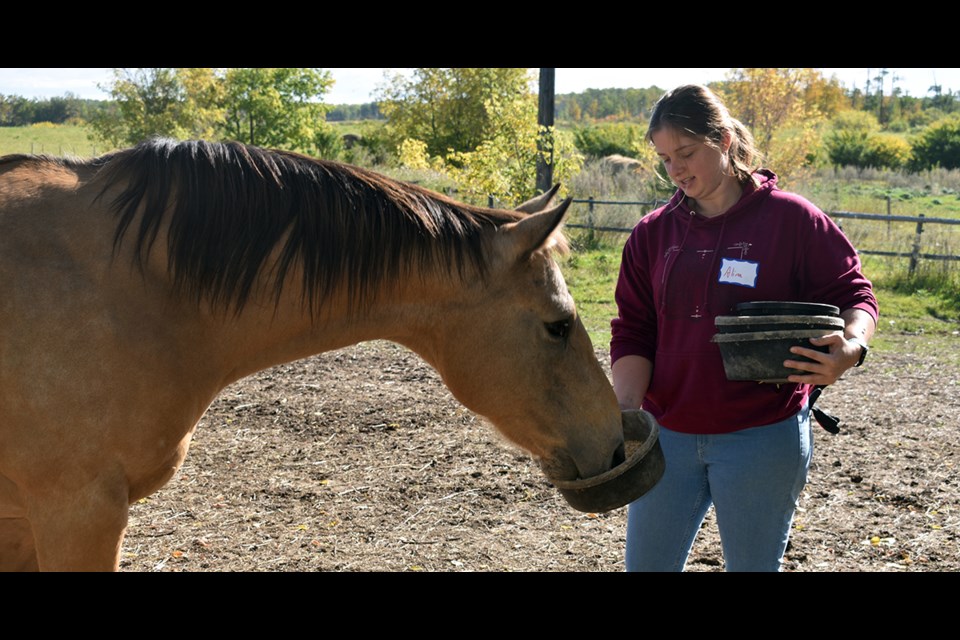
[542,410,666,513]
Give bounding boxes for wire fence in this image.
[0,141,105,157]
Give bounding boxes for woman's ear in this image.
[721,129,733,155]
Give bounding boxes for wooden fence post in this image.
[587,196,596,246]
[886,195,892,239]
[909,213,925,276]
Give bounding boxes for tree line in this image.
[6,69,959,135]
[0,92,388,127]
[0,93,107,127]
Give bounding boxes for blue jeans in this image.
[625,407,813,572]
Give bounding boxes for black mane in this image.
[93,139,522,314]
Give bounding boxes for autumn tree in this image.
[220,68,334,154]
[378,68,582,203]
[444,88,583,204]
[88,68,335,155]
[803,73,849,120]
[377,68,535,159]
[720,68,830,184]
[89,68,225,147]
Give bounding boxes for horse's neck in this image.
[200,270,457,388]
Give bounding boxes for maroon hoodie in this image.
[610,170,879,434]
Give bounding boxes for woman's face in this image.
[651,126,732,208]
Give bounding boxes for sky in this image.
[1,68,958,105]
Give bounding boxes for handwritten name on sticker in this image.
[718,258,759,288]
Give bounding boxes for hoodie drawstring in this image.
[659,204,729,321]
[696,214,728,319]
[657,204,694,323]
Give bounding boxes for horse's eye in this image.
[545,319,571,340]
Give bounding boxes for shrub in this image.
[910,115,960,171]
[352,121,394,166]
[825,129,870,167]
[862,133,913,170]
[572,121,647,158]
[824,110,881,168]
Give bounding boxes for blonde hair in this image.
[647,84,761,185]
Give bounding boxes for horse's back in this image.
[0,155,107,262]
[0,154,95,203]
[0,154,112,316]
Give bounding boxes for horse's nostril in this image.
[611,441,627,469]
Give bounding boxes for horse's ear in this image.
[499,197,571,265]
[514,184,562,214]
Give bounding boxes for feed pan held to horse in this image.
[549,410,665,513]
[0,139,628,571]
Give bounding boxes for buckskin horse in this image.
[0,139,626,571]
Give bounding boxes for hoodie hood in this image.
[655,169,778,321]
[664,169,778,222]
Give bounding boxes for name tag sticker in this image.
[718,258,759,288]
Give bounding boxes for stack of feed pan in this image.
[711,301,844,383]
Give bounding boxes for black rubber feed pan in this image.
[715,314,845,334]
[735,301,840,317]
[713,301,844,383]
[551,410,665,513]
[712,329,833,382]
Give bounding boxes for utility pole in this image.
[536,68,555,197]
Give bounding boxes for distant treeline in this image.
[324,87,673,123]
[326,87,673,123]
[322,85,960,125]
[0,93,386,126]
[556,86,668,121]
[0,94,109,127]
[326,103,383,121]
[6,84,960,129]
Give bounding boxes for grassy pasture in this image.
[0,123,112,157]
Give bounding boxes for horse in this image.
[0,138,626,571]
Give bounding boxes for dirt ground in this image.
[121,333,960,572]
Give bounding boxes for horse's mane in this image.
[91,139,524,314]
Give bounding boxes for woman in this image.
[611,84,878,571]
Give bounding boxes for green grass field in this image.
[0,123,113,157]
[800,160,960,218]
[0,123,366,159]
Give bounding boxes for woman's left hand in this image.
[784,333,862,386]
